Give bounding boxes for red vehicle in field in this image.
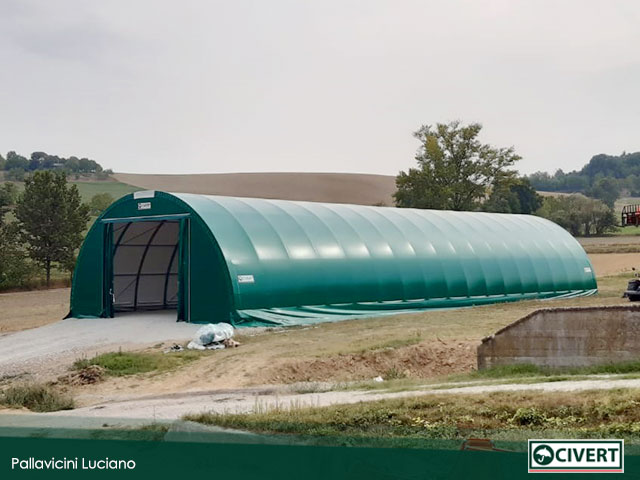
[622,204,640,227]
[621,205,640,301]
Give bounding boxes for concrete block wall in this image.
[477,305,640,369]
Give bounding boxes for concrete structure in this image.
[477,305,640,369]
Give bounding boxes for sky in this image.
[0,0,638,176]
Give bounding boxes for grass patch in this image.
[610,225,640,237]
[459,361,640,381]
[333,358,640,393]
[70,181,138,203]
[73,350,201,376]
[1,383,74,412]
[359,335,423,353]
[185,389,640,443]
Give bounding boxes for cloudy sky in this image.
[0,0,638,175]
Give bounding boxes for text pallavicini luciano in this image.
[12,457,136,470]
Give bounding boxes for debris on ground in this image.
[54,365,105,386]
[187,323,237,350]
[223,338,241,348]
[164,344,184,353]
[373,376,384,383]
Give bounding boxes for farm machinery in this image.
[621,204,640,227]
[621,205,640,301]
[623,269,640,302]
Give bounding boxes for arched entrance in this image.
[101,215,190,320]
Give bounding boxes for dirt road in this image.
[41,376,640,421]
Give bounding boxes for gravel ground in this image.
[37,376,640,422]
[0,311,200,379]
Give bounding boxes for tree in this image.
[394,121,521,211]
[28,154,43,171]
[5,167,26,181]
[0,183,33,289]
[89,192,114,215]
[587,177,620,208]
[1,150,108,175]
[483,175,543,214]
[15,171,90,285]
[525,151,640,196]
[536,194,616,236]
[66,156,80,172]
[0,220,34,289]
[592,205,617,235]
[511,178,544,214]
[0,182,18,219]
[4,151,29,170]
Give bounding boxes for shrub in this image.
[1,384,74,412]
[511,407,546,426]
[536,194,616,236]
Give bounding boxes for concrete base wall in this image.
[477,305,640,369]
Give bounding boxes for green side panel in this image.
[103,223,114,318]
[70,191,597,327]
[68,221,105,318]
[170,194,597,324]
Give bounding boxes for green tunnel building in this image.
[68,191,597,326]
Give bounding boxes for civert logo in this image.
[532,445,554,466]
[528,439,624,473]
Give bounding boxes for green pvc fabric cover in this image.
[69,192,597,327]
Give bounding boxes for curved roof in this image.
[70,192,597,326]
[174,194,596,310]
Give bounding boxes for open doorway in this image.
[103,218,189,320]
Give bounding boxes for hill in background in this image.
[528,151,640,196]
[114,172,397,206]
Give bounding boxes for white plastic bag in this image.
[187,323,234,350]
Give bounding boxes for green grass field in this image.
[611,225,640,237]
[71,181,138,203]
[1,178,137,203]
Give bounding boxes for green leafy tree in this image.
[0,183,34,289]
[5,167,26,181]
[511,178,544,214]
[587,177,620,208]
[484,175,543,214]
[536,194,616,236]
[592,206,617,235]
[89,192,114,215]
[1,150,109,175]
[526,151,640,196]
[5,151,29,170]
[0,221,35,289]
[394,121,521,211]
[15,171,90,285]
[0,182,18,218]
